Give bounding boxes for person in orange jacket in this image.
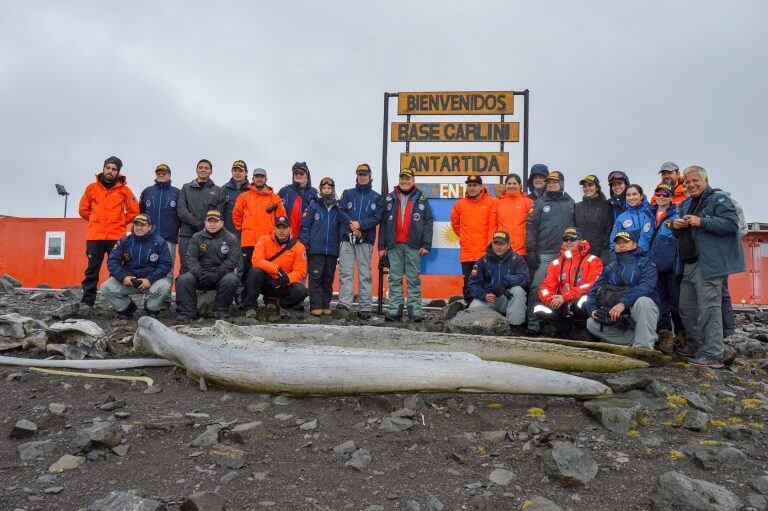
[77,156,140,311]
[232,167,287,287]
[533,227,604,338]
[649,162,686,205]
[450,175,498,302]
[496,173,533,256]
[244,215,308,318]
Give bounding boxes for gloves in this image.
[198,272,216,288]
[525,253,539,272]
[491,283,508,297]
[277,267,290,288]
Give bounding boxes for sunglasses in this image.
[133,222,148,227]
[655,191,671,198]
[607,172,624,181]
[561,236,578,242]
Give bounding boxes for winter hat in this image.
[529,163,549,178]
[104,156,123,172]
[292,162,309,174]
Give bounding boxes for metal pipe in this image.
[523,89,530,185]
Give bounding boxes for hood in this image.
[96,173,126,187]
[464,187,489,200]
[499,188,527,200]
[484,243,514,262]
[543,191,573,202]
[249,183,276,195]
[559,239,591,259]
[527,164,549,193]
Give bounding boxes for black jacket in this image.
[526,192,576,257]
[186,228,241,279]
[178,179,225,236]
[378,187,434,251]
[575,192,613,257]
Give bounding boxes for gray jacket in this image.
[378,187,434,251]
[525,192,576,256]
[178,179,225,236]
[186,228,241,278]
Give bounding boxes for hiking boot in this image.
[385,305,403,322]
[407,306,422,322]
[321,309,333,315]
[358,311,372,321]
[143,307,160,319]
[310,309,323,317]
[686,359,724,369]
[117,301,137,320]
[657,329,675,355]
[176,314,194,324]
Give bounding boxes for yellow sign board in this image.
[398,91,514,115]
[400,152,509,176]
[391,122,519,143]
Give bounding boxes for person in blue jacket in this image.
[102,213,172,319]
[648,183,683,353]
[336,163,383,320]
[468,230,530,331]
[300,177,340,317]
[139,163,180,279]
[610,184,654,253]
[221,160,251,304]
[279,161,318,239]
[607,170,630,222]
[586,230,659,349]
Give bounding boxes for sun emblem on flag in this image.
[441,225,460,247]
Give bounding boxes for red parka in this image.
[538,240,603,305]
[450,188,498,262]
[78,174,140,240]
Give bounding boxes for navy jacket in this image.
[300,199,341,256]
[526,192,576,256]
[378,187,434,251]
[221,178,250,236]
[468,245,530,301]
[107,230,171,284]
[675,186,746,279]
[279,179,318,219]
[610,200,655,253]
[648,204,680,274]
[338,183,383,245]
[587,250,659,313]
[139,181,181,244]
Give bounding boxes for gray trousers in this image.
[387,243,422,316]
[469,286,527,326]
[526,252,559,331]
[338,241,373,312]
[166,241,177,280]
[679,261,726,362]
[101,277,171,313]
[586,296,659,350]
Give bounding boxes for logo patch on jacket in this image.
[169,200,176,207]
[145,200,151,207]
[413,213,420,221]
[387,203,392,211]
[418,203,425,211]
[123,253,130,261]
[221,244,229,254]
[623,219,633,228]
[543,205,551,213]
[370,203,376,210]
[347,202,353,209]
[664,220,672,228]
[314,213,320,221]
[149,253,159,262]
[643,223,651,232]
[200,243,208,253]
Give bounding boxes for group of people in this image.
[77,156,746,368]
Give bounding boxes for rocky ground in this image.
[0,276,767,511]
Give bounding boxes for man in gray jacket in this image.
[525,170,576,333]
[673,165,745,368]
[177,159,225,273]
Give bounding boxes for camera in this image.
[130,278,142,288]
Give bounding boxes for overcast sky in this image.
[1,1,767,220]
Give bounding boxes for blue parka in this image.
[279,177,318,219]
[300,198,341,256]
[468,244,530,301]
[610,199,654,253]
[221,178,250,236]
[587,249,659,313]
[139,181,181,244]
[338,183,383,245]
[107,230,172,284]
[648,204,680,274]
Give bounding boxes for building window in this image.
[45,231,65,259]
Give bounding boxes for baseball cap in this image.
[205,210,222,221]
[546,171,563,181]
[292,161,309,174]
[252,168,267,177]
[492,230,510,243]
[655,183,674,194]
[155,163,171,174]
[275,215,291,227]
[133,213,152,225]
[399,168,415,178]
[356,163,372,174]
[562,227,582,241]
[659,162,679,173]
[613,230,636,243]
[465,175,482,185]
[579,174,599,186]
[232,160,247,171]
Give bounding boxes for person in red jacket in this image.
[450,175,498,302]
[533,227,603,338]
[77,156,140,312]
[496,173,533,256]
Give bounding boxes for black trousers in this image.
[244,268,308,309]
[237,246,254,302]
[461,261,476,303]
[534,301,588,338]
[178,235,192,274]
[656,271,683,332]
[175,272,239,317]
[81,240,118,306]
[308,254,338,310]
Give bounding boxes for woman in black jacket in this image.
[574,174,613,263]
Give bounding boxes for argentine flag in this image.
[422,199,462,275]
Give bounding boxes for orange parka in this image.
[496,189,534,256]
[232,185,287,247]
[450,188,498,263]
[252,234,307,284]
[538,240,603,305]
[649,176,686,205]
[78,174,140,240]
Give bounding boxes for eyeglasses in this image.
[561,237,578,242]
[133,222,148,227]
[655,191,671,198]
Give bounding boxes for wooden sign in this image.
[400,152,509,176]
[391,122,519,142]
[398,91,514,115]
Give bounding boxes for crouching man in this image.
[534,227,603,338]
[245,215,308,319]
[176,210,241,323]
[586,230,660,349]
[103,213,172,319]
[467,230,529,333]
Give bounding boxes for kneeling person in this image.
[103,213,172,319]
[534,227,603,338]
[245,215,308,318]
[586,230,660,349]
[176,210,241,322]
[467,231,529,329]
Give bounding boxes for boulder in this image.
[524,497,565,511]
[345,448,371,471]
[583,398,643,434]
[209,443,246,469]
[722,425,762,443]
[87,491,166,511]
[682,410,709,432]
[0,313,48,349]
[2,274,22,287]
[74,421,119,450]
[651,471,742,511]
[542,440,598,487]
[190,425,220,448]
[442,300,466,321]
[49,454,85,473]
[751,476,768,495]
[447,307,508,336]
[47,319,108,359]
[10,419,38,439]
[488,468,516,486]
[230,422,273,445]
[18,439,56,461]
[683,392,714,413]
[682,445,747,470]
[603,375,655,393]
[180,491,225,511]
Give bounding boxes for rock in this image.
[86,449,107,461]
[190,425,220,448]
[752,476,768,495]
[480,431,507,444]
[48,454,85,473]
[180,491,225,511]
[74,421,119,450]
[51,303,80,320]
[45,486,64,494]
[18,439,56,461]
[86,491,166,511]
[466,495,488,509]
[447,307,508,336]
[209,443,246,469]
[425,492,444,511]
[48,403,67,415]
[2,274,22,287]
[543,441,598,487]
[363,506,384,511]
[640,435,664,448]
[403,394,424,411]
[273,395,294,406]
[682,410,710,432]
[274,413,293,421]
[112,445,130,457]
[683,445,747,470]
[247,403,269,413]
[99,399,126,411]
[0,313,48,348]
[747,494,767,511]
[426,299,447,308]
[0,276,15,292]
[379,416,414,432]
[230,422,273,445]
[583,398,643,434]
[10,419,38,439]
[47,318,108,359]
[345,448,371,471]
[524,497,565,511]
[603,376,655,393]
[651,471,742,511]
[333,440,356,455]
[722,345,738,366]
[734,339,768,358]
[488,468,515,485]
[683,391,714,413]
[299,419,318,431]
[722,425,761,443]
[390,407,416,418]
[442,300,466,321]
